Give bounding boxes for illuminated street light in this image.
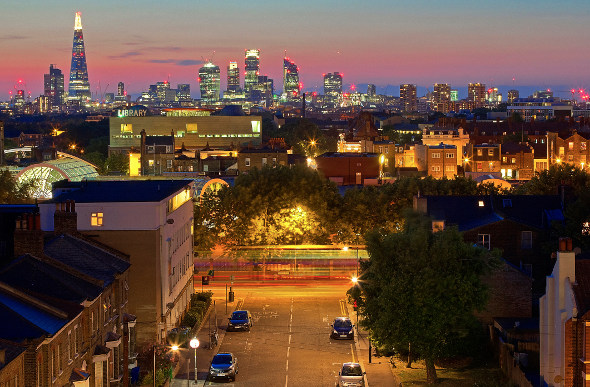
[190,338,200,384]
[351,276,358,284]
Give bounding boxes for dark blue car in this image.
[331,317,354,339]
[208,353,238,381]
[227,310,253,331]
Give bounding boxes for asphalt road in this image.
[204,282,357,386]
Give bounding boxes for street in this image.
[203,281,358,386]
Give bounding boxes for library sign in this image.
[116,105,150,118]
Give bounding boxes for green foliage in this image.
[0,169,34,204]
[136,343,177,387]
[265,118,337,156]
[515,163,590,195]
[354,213,500,382]
[104,153,129,175]
[192,291,213,305]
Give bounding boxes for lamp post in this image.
[190,338,200,385]
[351,276,359,330]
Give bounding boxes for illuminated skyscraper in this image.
[117,82,125,96]
[367,84,376,97]
[68,12,91,101]
[507,89,520,104]
[400,84,417,112]
[244,49,260,95]
[176,84,191,104]
[432,83,451,113]
[227,61,241,94]
[283,57,300,99]
[198,62,221,102]
[44,64,64,108]
[467,83,486,109]
[323,72,342,104]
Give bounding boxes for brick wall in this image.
[0,350,25,387]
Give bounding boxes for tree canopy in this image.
[0,169,34,204]
[352,213,499,383]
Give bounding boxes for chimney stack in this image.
[14,212,44,258]
[54,200,78,235]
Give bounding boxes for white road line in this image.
[287,347,290,357]
[350,343,356,363]
[288,334,292,345]
[285,374,288,387]
[285,359,289,371]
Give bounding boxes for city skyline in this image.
[1,0,589,100]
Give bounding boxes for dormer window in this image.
[91,212,103,227]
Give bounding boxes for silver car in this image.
[209,352,239,382]
[337,362,365,387]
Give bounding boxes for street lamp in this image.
[190,338,200,384]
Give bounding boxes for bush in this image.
[192,291,212,306]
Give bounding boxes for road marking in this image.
[285,358,289,371]
[285,374,288,387]
[351,344,356,363]
[287,347,290,357]
[288,334,291,344]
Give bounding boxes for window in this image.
[176,130,185,137]
[445,165,454,171]
[559,146,565,156]
[262,157,267,166]
[431,152,441,158]
[445,153,454,158]
[186,123,198,133]
[431,166,441,171]
[569,142,574,151]
[502,156,507,163]
[582,142,587,151]
[67,331,72,361]
[272,157,277,163]
[166,160,172,169]
[91,213,103,227]
[121,124,133,133]
[477,149,483,156]
[478,234,491,249]
[521,231,532,249]
[512,158,516,163]
[478,200,485,207]
[251,120,261,133]
[432,220,445,232]
[488,149,494,156]
[245,158,250,167]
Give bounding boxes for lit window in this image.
[121,124,133,133]
[581,142,587,151]
[488,149,494,156]
[477,149,483,156]
[262,157,267,166]
[477,234,491,249]
[91,213,103,227]
[245,158,250,167]
[478,200,484,207]
[186,123,198,133]
[432,152,440,158]
[251,120,261,133]
[445,153,454,158]
[569,142,574,150]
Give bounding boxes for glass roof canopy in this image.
[16,157,98,199]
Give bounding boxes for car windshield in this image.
[212,354,232,365]
[232,311,248,320]
[341,365,362,376]
[334,319,352,329]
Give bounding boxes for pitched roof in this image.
[51,179,192,203]
[43,234,130,287]
[0,254,103,303]
[0,339,27,371]
[420,195,562,231]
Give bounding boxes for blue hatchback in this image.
[331,317,354,339]
[227,310,253,331]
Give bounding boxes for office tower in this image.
[176,84,191,103]
[487,87,501,105]
[257,75,274,107]
[155,81,170,103]
[227,61,241,94]
[533,90,553,99]
[244,49,260,95]
[432,83,451,113]
[507,89,519,104]
[117,82,125,96]
[68,12,91,101]
[367,84,376,97]
[283,57,300,99]
[44,64,64,108]
[323,72,343,103]
[400,84,417,112]
[467,83,486,109]
[450,90,459,102]
[198,62,221,102]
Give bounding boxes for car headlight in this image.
[333,329,338,334]
[349,329,354,334]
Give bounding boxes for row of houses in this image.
[0,180,196,386]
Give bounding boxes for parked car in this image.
[209,352,238,381]
[227,310,253,331]
[331,317,354,339]
[337,362,365,386]
[166,326,191,347]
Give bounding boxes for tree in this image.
[104,153,129,175]
[353,213,499,383]
[0,169,34,203]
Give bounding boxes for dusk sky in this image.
[2,0,589,100]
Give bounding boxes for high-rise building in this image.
[176,84,191,104]
[432,83,451,113]
[114,81,127,103]
[198,62,221,102]
[283,57,300,99]
[117,82,125,96]
[323,72,343,103]
[155,81,171,103]
[244,49,260,95]
[227,61,241,94]
[507,89,520,104]
[257,75,274,107]
[400,84,417,112]
[367,84,376,97]
[44,64,64,108]
[486,87,502,105]
[467,83,486,109]
[68,12,91,101]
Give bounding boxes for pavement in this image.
[170,282,400,386]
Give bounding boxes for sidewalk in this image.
[354,320,401,386]
[171,296,242,386]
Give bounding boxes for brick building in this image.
[0,208,133,387]
[315,152,381,185]
[237,147,289,173]
[465,144,501,174]
[540,239,590,387]
[547,130,590,168]
[499,142,534,180]
[415,143,457,178]
[0,340,26,387]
